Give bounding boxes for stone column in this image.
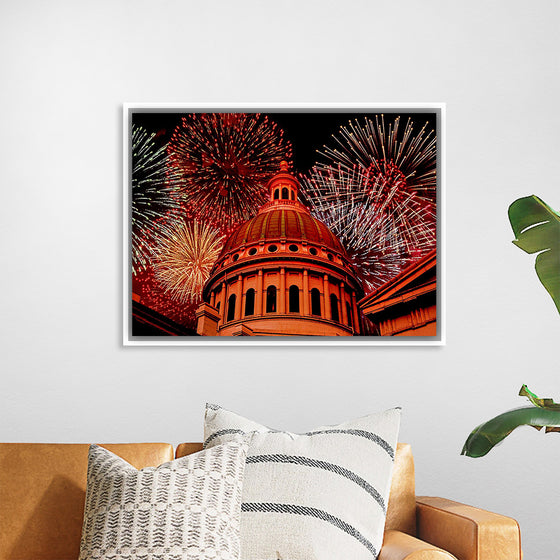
[302,269,310,315]
[351,292,360,334]
[256,269,263,315]
[235,275,242,320]
[340,282,348,325]
[210,291,216,307]
[323,274,331,320]
[218,282,226,322]
[279,267,286,314]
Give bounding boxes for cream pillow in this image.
[79,441,248,560]
[204,405,401,560]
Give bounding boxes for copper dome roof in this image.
[215,161,347,262]
[221,204,344,254]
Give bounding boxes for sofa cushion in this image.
[204,404,401,560]
[0,443,173,560]
[79,442,248,560]
[174,442,417,537]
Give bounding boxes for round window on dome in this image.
[232,254,240,261]
[268,245,278,253]
[327,253,334,261]
[309,247,318,256]
[288,244,298,252]
[248,247,257,256]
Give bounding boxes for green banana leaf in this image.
[508,195,560,314]
[461,386,560,458]
[519,384,560,410]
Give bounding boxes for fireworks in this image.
[153,220,224,304]
[301,115,437,291]
[133,268,199,329]
[131,124,183,274]
[318,114,437,201]
[167,113,292,231]
[130,111,439,336]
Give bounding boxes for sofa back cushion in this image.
[0,443,173,560]
[385,443,416,536]
[175,441,416,538]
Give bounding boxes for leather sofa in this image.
[0,442,522,560]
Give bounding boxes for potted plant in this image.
[462,195,560,458]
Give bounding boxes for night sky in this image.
[131,109,438,174]
[130,108,439,334]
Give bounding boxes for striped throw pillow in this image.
[79,441,248,560]
[204,405,401,560]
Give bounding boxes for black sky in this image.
[131,109,438,175]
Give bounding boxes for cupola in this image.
[268,160,299,203]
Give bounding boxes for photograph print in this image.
[125,105,443,344]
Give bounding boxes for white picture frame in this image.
[123,103,445,346]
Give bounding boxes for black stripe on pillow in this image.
[304,429,395,459]
[241,502,377,557]
[205,428,394,459]
[247,454,386,512]
[203,429,247,448]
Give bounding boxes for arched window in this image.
[227,294,236,322]
[282,187,289,199]
[311,288,321,316]
[290,191,295,200]
[330,294,340,322]
[245,289,255,316]
[289,285,300,313]
[274,189,279,200]
[216,301,221,313]
[266,285,277,313]
[346,302,353,327]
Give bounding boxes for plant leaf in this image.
[461,406,560,458]
[508,195,560,313]
[519,384,560,410]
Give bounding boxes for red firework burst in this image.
[301,114,437,292]
[133,265,200,329]
[167,113,292,232]
[318,114,437,202]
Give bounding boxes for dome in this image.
[216,160,345,263]
[220,205,344,255]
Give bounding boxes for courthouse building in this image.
[196,162,364,336]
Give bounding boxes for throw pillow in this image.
[204,404,401,560]
[79,441,248,560]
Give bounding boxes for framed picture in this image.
[123,103,445,346]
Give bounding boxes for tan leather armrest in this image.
[416,497,522,560]
[379,530,457,559]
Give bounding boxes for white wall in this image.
[1,1,559,558]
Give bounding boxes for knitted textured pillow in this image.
[204,405,401,560]
[79,441,248,560]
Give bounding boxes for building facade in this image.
[359,249,437,336]
[196,162,364,336]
